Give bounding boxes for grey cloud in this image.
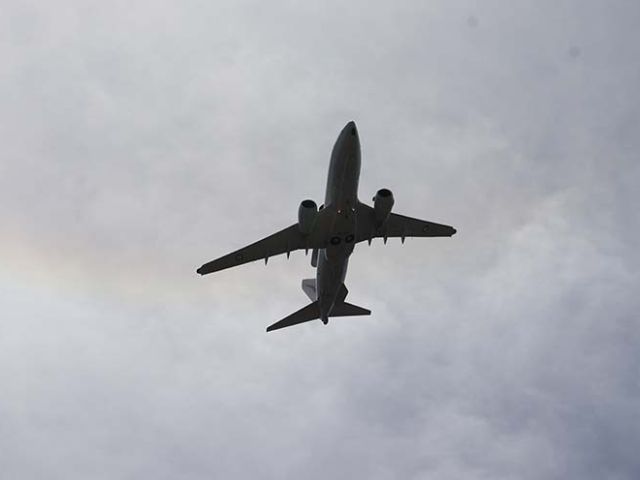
[1,0,639,479]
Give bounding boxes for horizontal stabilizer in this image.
[266,301,320,332]
[330,302,371,317]
[266,295,371,333]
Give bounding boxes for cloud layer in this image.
[1,1,639,479]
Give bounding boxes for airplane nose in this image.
[345,121,357,136]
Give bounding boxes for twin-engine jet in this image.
[197,121,456,332]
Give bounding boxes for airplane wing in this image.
[197,224,316,275]
[355,202,456,243]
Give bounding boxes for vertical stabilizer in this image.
[301,279,317,301]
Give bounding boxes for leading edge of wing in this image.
[197,224,317,275]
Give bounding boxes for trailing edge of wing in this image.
[197,224,312,275]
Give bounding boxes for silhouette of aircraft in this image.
[197,121,456,332]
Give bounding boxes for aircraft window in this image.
[345,234,355,243]
[330,236,341,245]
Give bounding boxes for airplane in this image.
[197,121,456,332]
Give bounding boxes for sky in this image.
[1,0,639,478]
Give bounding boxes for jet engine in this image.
[373,188,394,225]
[298,199,318,235]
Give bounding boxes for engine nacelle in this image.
[298,199,318,235]
[372,188,394,225]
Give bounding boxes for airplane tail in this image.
[301,278,317,301]
[266,301,321,332]
[266,284,371,332]
[328,302,371,317]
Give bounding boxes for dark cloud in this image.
[1,1,639,479]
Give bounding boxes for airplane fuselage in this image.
[316,121,361,323]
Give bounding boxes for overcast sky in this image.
[1,1,639,479]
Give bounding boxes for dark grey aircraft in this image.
[197,121,456,332]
